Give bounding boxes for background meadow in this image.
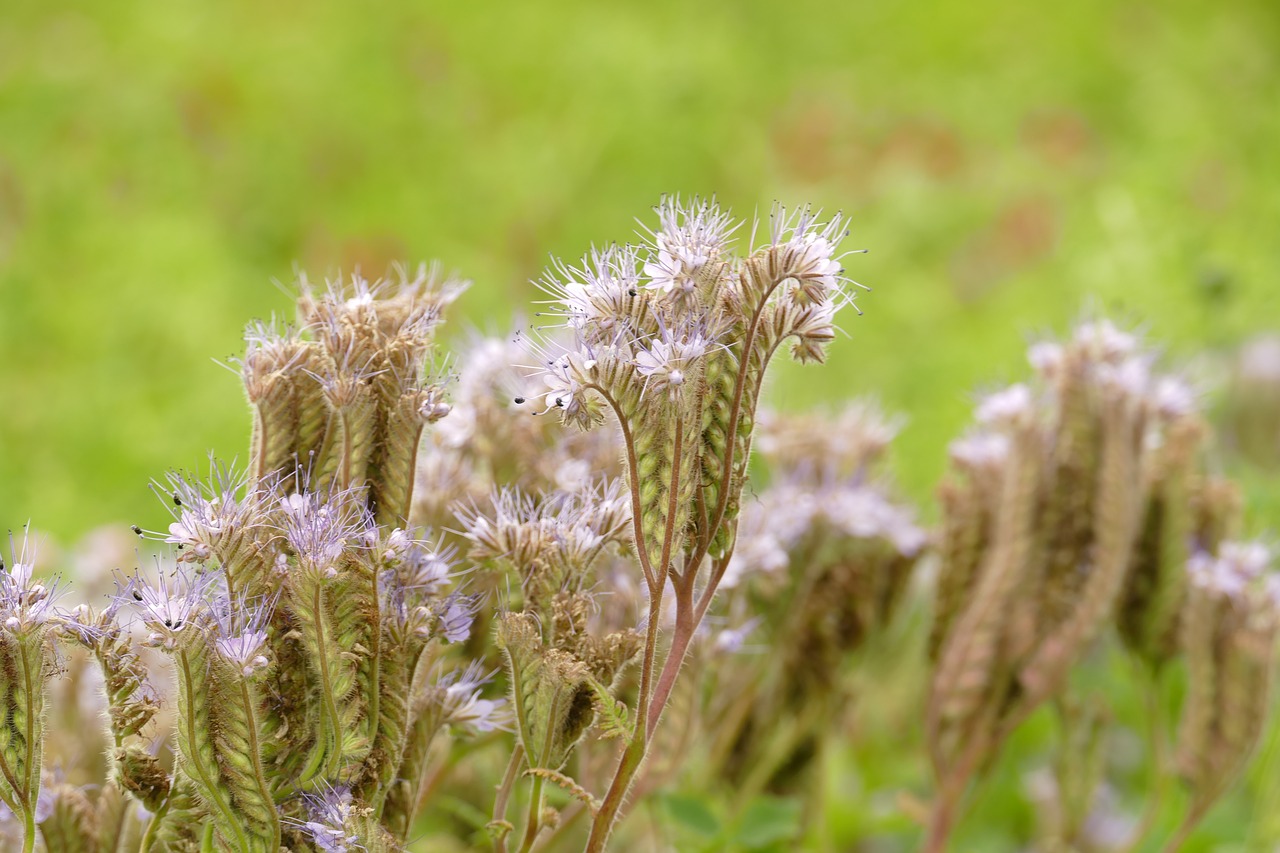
[2,0,1279,849]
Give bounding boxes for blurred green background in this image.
[2,0,1278,539]
[3,2,1280,850]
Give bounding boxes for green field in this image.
[2,1,1279,849]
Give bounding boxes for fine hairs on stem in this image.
[512,196,862,850]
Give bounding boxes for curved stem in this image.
[585,414,686,851]
[137,791,173,853]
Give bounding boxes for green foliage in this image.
[3,0,1279,539]
[657,792,804,852]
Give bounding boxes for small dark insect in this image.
[131,525,144,536]
[628,288,638,297]
[164,619,172,627]
[173,494,182,507]
[132,590,144,602]
[514,396,526,404]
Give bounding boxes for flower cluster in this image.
[924,319,1253,851]
[691,403,924,801]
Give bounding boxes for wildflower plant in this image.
[0,529,61,853]
[700,403,925,808]
[925,320,1275,851]
[521,197,859,849]
[5,198,1279,853]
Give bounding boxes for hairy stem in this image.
[239,679,280,851]
[492,744,525,853]
[585,416,686,851]
[518,774,545,853]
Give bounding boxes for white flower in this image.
[437,663,511,733]
[634,326,711,398]
[641,196,736,298]
[771,206,849,305]
[215,630,270,677]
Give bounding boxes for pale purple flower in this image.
[155,464,262,565]
[211,592,276,677]
[768,205,851,305]
[1188,541,1273,599]
[713,618,762,654]
[1027,340,1065,378]
[279,490,363,576]
[436,662,511,733]
[538,246,642,341]
[1073,319,1139,363]
[292,785,360,853]
[634,324,711,398]
[1149,375,1197,420]
[641,197,737,302]
[124,562,217,650]
[949,431,1011,470]
[436,593,479,643]
[975,384,1034,427]
[1,529,61,633]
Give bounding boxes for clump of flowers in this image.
[522,196,859,849]
[0,272,510,852]
[6,200,1278,853]
[696,403,924,806]
[925,319,1273,851]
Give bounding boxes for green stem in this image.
[309,582,343,778]
[491,745,525,853]
[518,774,545,853]
[178,650,252,852]
[239,680,280,851]
[21,809,35,853]
[137,791,173,853]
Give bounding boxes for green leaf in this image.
[661,792,721,838]
[733,796,803,849]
